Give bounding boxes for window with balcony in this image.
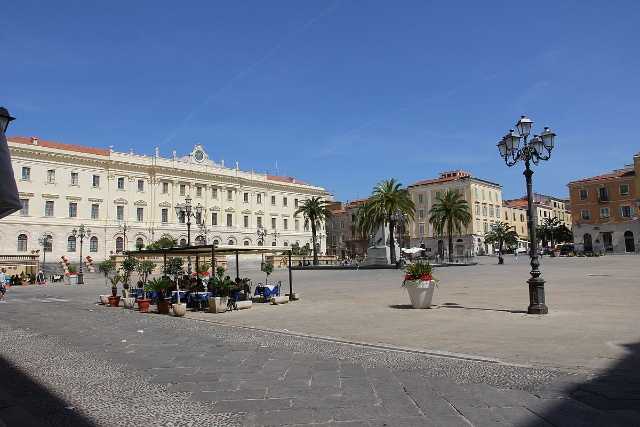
[161,208,168,223]
[91,203,99,220]
[117,177,125,190]
[226,213,233,227]
[621,205,632,218]
[92,174,100,188]
[45,200,54,217]
[71,172,79,185]
[137,179,144,192]
[244,215,249,228]
[137,207,144,222]
[68,202,78,218]
[17,234,27,252]
[20,199,29,216]
[47,169,55,183]
[600,207,610,218]
[271,217,276,229]
[598,187,609,202]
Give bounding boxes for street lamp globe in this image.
[0,107,15,133]
[506,129,521,154]
[497,137,508,158]
[174,204,183,218]
[530,135,545,157]
[515,115,533,137]
[195,203,203,215]
[540,127,556,151]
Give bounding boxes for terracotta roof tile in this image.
[503,199,529,209]
[568,167,635,185]
[8,136,110,156]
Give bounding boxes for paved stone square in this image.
[0,255,638,426]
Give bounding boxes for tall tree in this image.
[356,179,415,265]
[484,221,519,264]
[537,217,563,249]
[294,197,332,265]
[429,189,472,262]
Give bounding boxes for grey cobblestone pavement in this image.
[0,278,638,426]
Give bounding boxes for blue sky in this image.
[4,1,640,201]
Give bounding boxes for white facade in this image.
[3,137,329,264]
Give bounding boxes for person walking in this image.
[0,268,7,301]
[514,250,519,264]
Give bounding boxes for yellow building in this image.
[407,170,502,257]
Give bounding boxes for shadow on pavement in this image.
[439,302,527,314]
[523,341,640,426]
[0,356,95,426]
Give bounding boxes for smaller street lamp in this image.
[37,234,52,275]
[118,222,130,253]
[272,229,281,246]
[175,196,203,275]
[71,225,91,285]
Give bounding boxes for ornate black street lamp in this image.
[119,222,130,253]
[256,226,268,268]
[497,115,556,314]
[175,195,203,275]
[0,107,16,133]
[272,229,281,246]
[37,233,52,274]
[71,225,91,285]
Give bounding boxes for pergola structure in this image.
[124,245,295,299]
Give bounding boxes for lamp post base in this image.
[77,273,84,285]
[527,277,548,314]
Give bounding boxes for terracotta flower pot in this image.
[157,299,171,315]
[108,296,121,307]
[137,298,151,313]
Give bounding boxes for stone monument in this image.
[362,223,400,266]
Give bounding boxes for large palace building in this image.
[3,136,330,263]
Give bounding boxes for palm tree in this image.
[429,189,472,262]
[484,221,519,264]
[294,197,332,265]
[356,179,415,265]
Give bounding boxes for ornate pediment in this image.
[134,200,147,206]
[42,193,59,199]
[66,196,82,201]
[255,210,264,215]
[225,207,235,213]
[210,206,220,212]
[88,198,103,203]
[113,198,128,205]
[158,201,171,208]
[19,192,34,198]
[242,209,252,214]
[280,213,290,217]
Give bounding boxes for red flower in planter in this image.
[420,274,433,281]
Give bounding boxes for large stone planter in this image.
[235,300,252,310]
[209,297,228,313]
[173,303,187,317]
[270,296,289,305]
[404,280,436,309]
[122,297,136,309]
[67,275,78,285]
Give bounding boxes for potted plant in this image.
[262,261,274,285]
[136,260,155,288]
[107,273,122,306]
[402,262,437,309]
[98,260,115,304]
[120,256,138,298]
[66,265,78,285]
[208,266,233,313]
[144,277,173,314]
